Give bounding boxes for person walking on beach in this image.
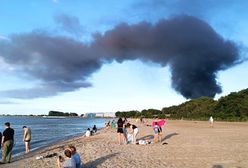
[23,126,31,153]
[117,118,126,145]
[1,122,14,163]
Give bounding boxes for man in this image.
[1,122,14,163]
[23,126,31,153]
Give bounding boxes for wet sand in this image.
[1,119,248,168]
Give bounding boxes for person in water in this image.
[23,126,31,153]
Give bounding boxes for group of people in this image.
[116,118,139,145]
[115,117,166,145]
[0,122,31,164]
[57,145,81,168]
[85,125,97,137]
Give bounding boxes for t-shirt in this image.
[154,125,160,134]
[117,121,123,128]
[72,153,81,168]
[85,130,91,137]
[3,127,14,143]
[63,158,76,168]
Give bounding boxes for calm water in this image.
[0,116,110,156]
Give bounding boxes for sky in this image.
[0,0,247,115]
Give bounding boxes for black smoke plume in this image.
[0,15,240,99]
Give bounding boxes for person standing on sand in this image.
[23,126,31,153]
[209,116,214,127]
[1,122,14,163]
[153,122,162,143]
[117,118,126,145]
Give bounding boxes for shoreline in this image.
[1,119,248,168]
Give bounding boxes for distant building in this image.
[84,113,96,118]
[103,112,115,118]
[83,112,115,118]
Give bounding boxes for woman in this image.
[117,118,126,145]
[127,123,139,144]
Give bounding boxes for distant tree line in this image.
[48,111,78,117]
[115,88,248,121]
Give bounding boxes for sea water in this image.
[0,116,110,156]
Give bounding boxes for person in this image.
[92,125,97,133]
[68,145,81,168]
[209,116,214,127]
[127,123,139,144]
[23,126,31,153]
[111,120,116,129]
[85,128,91,137]
[123,117,128,124]
[117,118,126,145]
[105,121,110,128]
[153,122,162,143]
[57,149,76,168]
[1,122,15,163]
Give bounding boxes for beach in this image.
[1,119,248,168]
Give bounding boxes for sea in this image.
[0,116,110,157]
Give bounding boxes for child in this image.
[153,122,162,143]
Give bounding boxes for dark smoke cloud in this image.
[54,14,84,37]
[0,15,240,99]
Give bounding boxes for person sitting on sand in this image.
[68,145,81,168]
[92,125,97,133]
[117,118,126,145]
[57,149,76,168]
[85,128,91,137]
[126,123,139,144]
[105,121,110,128]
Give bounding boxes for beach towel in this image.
[152,119,166,127]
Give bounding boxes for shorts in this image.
[133,128,139,134]
[117,128,124,133]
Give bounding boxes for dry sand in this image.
[1,119,248,168]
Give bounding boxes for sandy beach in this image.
[1,119,248,168]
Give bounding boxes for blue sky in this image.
[0,0,247,115]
